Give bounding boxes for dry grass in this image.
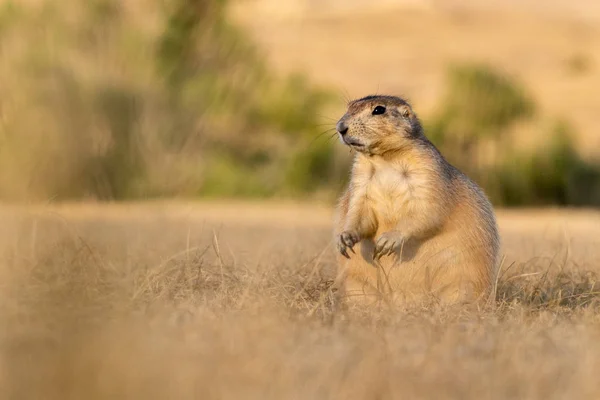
[1,202,600,399]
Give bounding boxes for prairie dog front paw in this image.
[337,230,360,259]
[373,231,404,260]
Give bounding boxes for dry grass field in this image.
[1,202,600,399]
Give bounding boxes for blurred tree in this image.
[0,0,338,200]
[429,64,534,159]
[428,63,600,207]
[154,0,336,197]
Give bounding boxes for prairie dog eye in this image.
[372,105,386,115]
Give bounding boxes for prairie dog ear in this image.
[399,105,412,118]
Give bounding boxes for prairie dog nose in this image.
[336,121,348,135]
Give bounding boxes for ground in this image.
[1,202,600,399]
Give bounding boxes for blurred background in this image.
[1,0,599,206]
[4,3,600,398]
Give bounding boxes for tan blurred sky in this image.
[232,0,600,21]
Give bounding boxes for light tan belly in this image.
[338,232,492,305]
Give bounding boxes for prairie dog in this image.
[333,95,500,306]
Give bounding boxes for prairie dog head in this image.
[335,95,424,156]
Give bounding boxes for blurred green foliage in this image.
[0,0,339,201]
[0,1,599,206]
[493,120,600,206]
[428,64,600,206]
[428,64,535,150]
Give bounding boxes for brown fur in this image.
[333,95,500,306]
